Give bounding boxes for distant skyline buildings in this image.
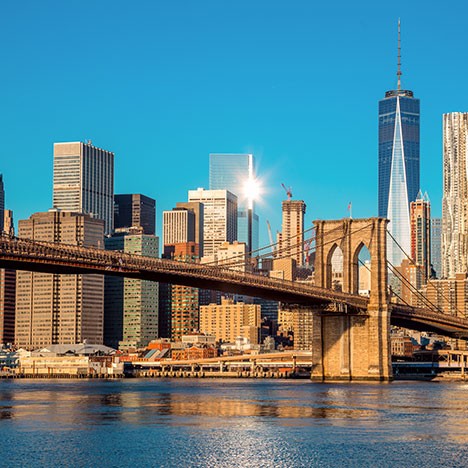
[53,141,114,235]
[114,194,156,235]
[209,153,259,251]
[442,112,468,278]
[378,22,420,267]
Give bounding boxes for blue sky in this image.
[1,1,467,247]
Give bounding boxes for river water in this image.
[1,379,468,467]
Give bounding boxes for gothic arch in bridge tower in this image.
[314,218,389,306]
[311,217,392,381]
[326,243,344,292]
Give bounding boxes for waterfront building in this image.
[431,218,442,278]
[277,200,306,266]
[0,268,15,345]
[163,242,199,341]
[209,153,259,251]
[0,174,4,233]
[442,113,468,278]
[53,141,114,235]
[378,22,420,267]
[15,211,105,350]
[0,185,15,344]
[199,297,260,344]
[114,194,156,235]
[410,191,431,283]
[105,229,159,351]
[188,188,237,257]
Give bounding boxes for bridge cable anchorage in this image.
[386,229,462,316]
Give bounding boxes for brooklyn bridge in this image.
[1,217,467,381]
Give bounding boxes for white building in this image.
[188,188,237,257]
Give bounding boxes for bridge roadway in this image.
[1,235,468,338]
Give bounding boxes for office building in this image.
[165,242,199,341]
[277,200,306,266]
[15,211,105,350]
[53,141,114,235]
[431,218,442,278]
[175,202,204,256]
[209,153,259,251]
[0,268,15,345]
[442,113,468,278]
[105,229,159,350]
[163,208,195,247]
[378,22,420,266]
[200,298,260,344]
[0,182,15,344]
[410,191,431,283]
[0,174,4,233]
[114,194,156,235]
[188,188,237,257]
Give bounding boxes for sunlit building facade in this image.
[442,113,468,278]
[15,211,105,349]
[53,141,114,235]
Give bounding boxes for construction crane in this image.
[281,183,292,200]
[266,220,276,253]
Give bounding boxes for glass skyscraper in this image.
[209,153,259,251]
[378,26,420,267]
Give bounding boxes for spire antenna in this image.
[397,19,402,91]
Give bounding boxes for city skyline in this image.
[1,2,468,248]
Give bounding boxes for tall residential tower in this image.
[442,113,468,278]
[378,22,420,267]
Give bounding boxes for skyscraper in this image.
[378,22,420,267]
[53,141,114,235]
[162,208,196,247]
[209,153,259,251]
[15,211,105,350]
[410,191,431,283]
[188,188,237,257]
[442,112,468,278]
[277,199,306,266]
[431,218,442,278]
[0,174,4,233]
[114,194,156,235]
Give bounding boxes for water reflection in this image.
[2,379,468,466]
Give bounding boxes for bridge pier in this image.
[311,217,392,381]
[310,310,391,381]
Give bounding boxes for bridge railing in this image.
[0,235,368,307]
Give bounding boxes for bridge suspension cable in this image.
[386,230,462,316]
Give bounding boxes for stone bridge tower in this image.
[311,217,391,381]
